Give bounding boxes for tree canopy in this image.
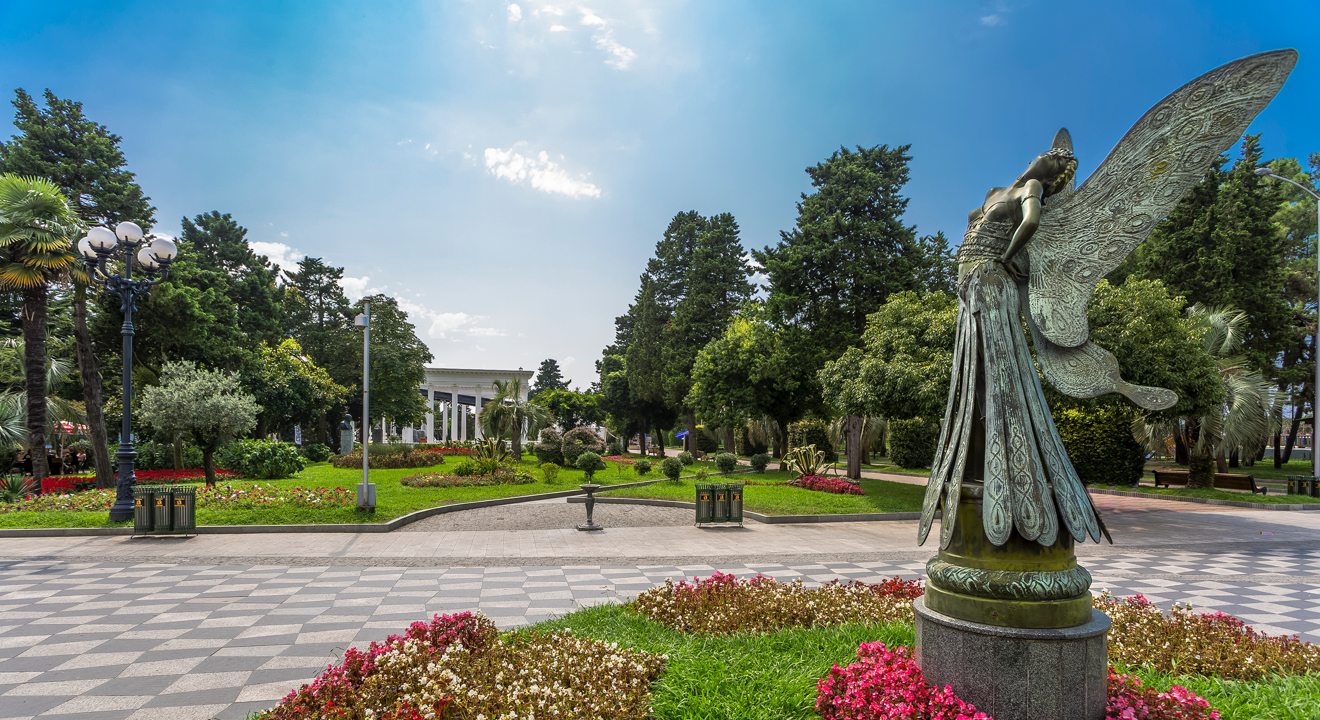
[137,361,260,485]
[531,358,568,398]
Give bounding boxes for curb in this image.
[567,495,932,523]
[0,477,670,538]
[1087,487,1320,511]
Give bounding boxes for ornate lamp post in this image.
[1256,166,1320,477]
[77,222,178,521]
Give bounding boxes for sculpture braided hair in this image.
[1042,148,1078,195]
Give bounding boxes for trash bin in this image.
[171,486,197,535]
[133,486,155,535]
[713,484,729,522]
[1310,477,1320,499]
[152,487,173,534]
[728,483,744,524]
[1289,475,1310,496]
[695,483,714,524]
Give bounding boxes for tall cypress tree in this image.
[0,89,156,487]
[181,211,282,349]
[531,359,568,398]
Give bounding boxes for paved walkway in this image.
[0,495,1316,719]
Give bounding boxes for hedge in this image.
[534,428,565,466]
[562,427,606,466]
[788,419,836,461]
[1056,406,1145,486]
[888,417,937,469]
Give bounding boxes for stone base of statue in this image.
[915,597,1109,720]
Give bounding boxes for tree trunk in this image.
[1228,447,1239,468]
[723,427,736,455]
[846,415,862,480]
[1215,450,1228,474]
[1173,433,1189,466]
[1283,413,1303,464]
[202,446,217,487]
[1186,421,1214,488]
[173,433,184,470]
[653,422,666,458]
[776,420,789,471]
[685,411,697,453]
[21,284,49,481]
[638,430,647,457]
[73,283,114,489]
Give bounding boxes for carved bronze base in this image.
[925,485,1093,629]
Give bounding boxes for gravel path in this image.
[398,501,694,531]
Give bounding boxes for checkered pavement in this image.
[0,551,1314,719]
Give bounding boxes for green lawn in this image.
[600,471,928,515]
[1094,484,1316,505]
[527,605,1318,720]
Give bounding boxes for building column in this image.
[424,387,434,444]
[451,384,459,442]
[475,384,484,440]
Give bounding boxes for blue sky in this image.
[2,1,1318,387]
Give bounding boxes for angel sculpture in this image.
[917,50,1297,575]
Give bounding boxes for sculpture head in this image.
[1020,149,1078,197]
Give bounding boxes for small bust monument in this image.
[339,414,355,455]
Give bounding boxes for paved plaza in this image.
[0,496,1316,719]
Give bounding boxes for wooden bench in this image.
[1151,470,1267,495]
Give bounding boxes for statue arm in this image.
[1001,181,1043,265]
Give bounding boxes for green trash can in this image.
[695,483,714,524]
[133,485,155,535]
[171,486,197,534]
[728,483,744,524]
[152,487,174,534]
[1288,475,1310,496]
[713,484,729,522]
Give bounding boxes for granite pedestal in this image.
[914,596,1110,720]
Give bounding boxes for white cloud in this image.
[429,312,473,338]
[981,14,1002,25]
[562,356,576,367]
[594,31,635,69]
[537,5,564,15]
[507,3,522,21]
[467,327,507,337]
[251,241,305,275]
[578,7,605,25]
[340,275,372,301]
[549,24,568,31]
[483,146,601,198]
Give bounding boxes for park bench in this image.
[1151,470,1267,495]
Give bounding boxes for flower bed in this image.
[262,611,664,720]
[631,571,922,634]
[601,455,636,464]
[38,469,240,494]
[791,475,865,495]
[400,469,537,488]
[39,475,96,494]
[1098,592,1320,680]
[332,450,448,470]
[0,482,354,514]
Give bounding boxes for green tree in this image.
[358,294,431,429]
[242,338,349,438]
[530,358,568,398]
[282,256,358,442]
[0,175,82,480]
[137,361,260,486]
[533,388,603,432]
[0,88,155,488]
[478,377,552,458]
[181,211,282,348]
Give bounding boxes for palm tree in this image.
[479,378,553,459]
[1133,305,1282,488]
[0,338,89,454]
[0,176,83,481]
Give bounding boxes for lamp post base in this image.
[108,446,137,522]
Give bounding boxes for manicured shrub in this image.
[750,453,772,473]
[540,462,560,484]
[216,439,307,479]
[452,457,501,477]
[694,427,720,453]
[1056,406,1146,486]
[534,428,564,466]
[661,457,683,481]
[634,460,651,476]
[677,451,694,466]
[1105,671,1220,720]
[561,427,606,466]
[605,440,623,456]
[331,449,446,469]
[795,475,866,495]
[714,452,738,475]
[888,417,938,469]
[576,451,606,481]
[788,419,836,461]
[300,443,333,463]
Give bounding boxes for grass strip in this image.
[1093,484,1317,505]
[600,473,928,515]
[1122,665,1320,720]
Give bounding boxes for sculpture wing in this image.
[1026,49,1297,349]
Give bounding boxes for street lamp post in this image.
[1256,166,1320,478]
[78,222,177,521]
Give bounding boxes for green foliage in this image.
[356,294,432,428]
[687,315,802,443]
[533,428,564,466]
[677,451,694,466]
[819,290,957,422]
[661,456,683,480]
[539,462,560,484]
[787,420,835,460]
[301,443,333,463]
[1056,407,1146,486]
[533,389,603,433]
[478,378,551,458]
[137,361,261,485]
[134,440,203,471]
[561,426,605,466]
[634,460,651,476]
[784,445,828,478]
[734,427,769,456]
[216,439,307,480]
[605,440,623,456]
[280,256,358,414]
[530,358,568,398]
[888,417,937,469]
[694,428,720,453]
[0,476,33,503]
[180,211,282,349]
[474,438,511,463]
[242,338,349,435]
[714,452,738,475]
[750,453,772,473]
[575,451,605,481]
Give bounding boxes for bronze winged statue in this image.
[915,49,1297,628]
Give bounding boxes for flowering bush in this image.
[196,483,354,510]
[262,611,664,720]
[1096,592,1320,680]
[400,469,536,488]
[631,572,923,634]
[40,475,96,494]
[816,641,990,720]
[0,488,117,513]
[794,475,866,495]
[601,455,636,464]
[136,469,239,484]
[1106,670,1220,720]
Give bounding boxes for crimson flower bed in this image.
[601,455,636,464]
[795,475,865,495]
[39,469,239,495]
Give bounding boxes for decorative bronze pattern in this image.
[956,220,1014,263]
[926,558,1093,602]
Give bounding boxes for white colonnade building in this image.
[400,367,535,444]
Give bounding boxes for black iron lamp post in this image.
[78,222,178,522]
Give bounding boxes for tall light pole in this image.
[354,303,375,510]
[1256,166,1320,477]
[78,223,177,521]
